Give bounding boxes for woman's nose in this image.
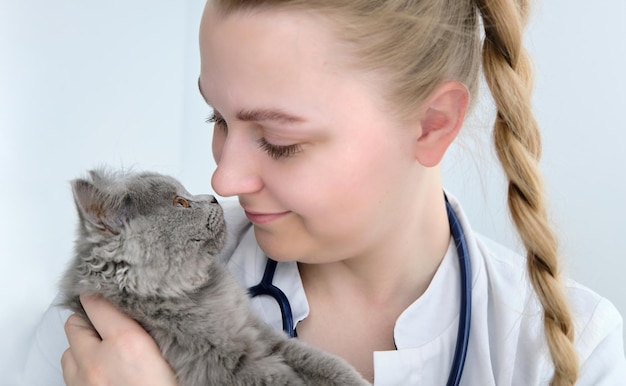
[211,134,263,197]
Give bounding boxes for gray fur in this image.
[60,169,370,386]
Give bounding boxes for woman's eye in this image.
[173,196,190,208]
[257,138,302,160]
[206,113,227,132]
[206,112,300,160]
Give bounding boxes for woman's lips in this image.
[244,210,290,225]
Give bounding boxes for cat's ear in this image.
[71,178,130,235]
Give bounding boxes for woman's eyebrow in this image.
[236,109,305,123]
[197,77,305,124]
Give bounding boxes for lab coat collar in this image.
[372,193,485,385]
[393,192,483,348]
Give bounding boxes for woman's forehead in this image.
[197,8,360,114]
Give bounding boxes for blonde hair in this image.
[209,0,579,383]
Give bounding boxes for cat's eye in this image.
[173,196,190,208]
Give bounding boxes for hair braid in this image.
[475,0,579,384]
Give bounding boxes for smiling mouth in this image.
[244,211,290,225]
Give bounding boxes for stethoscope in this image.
[248,197,472,386]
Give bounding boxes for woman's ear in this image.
[414,81,469,167]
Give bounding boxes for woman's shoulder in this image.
[475,234,622,328]
[475,234,626,380]
[21,295,73,386]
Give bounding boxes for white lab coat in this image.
[21,195,626,385]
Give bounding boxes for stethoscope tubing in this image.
[248,258,297,338]
[445,198,472,386]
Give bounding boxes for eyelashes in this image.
[206,113,302,160]
[256,138,302,160]
[206,113,226,129]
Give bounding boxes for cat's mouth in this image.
[207,206,224,225]
[206,222,226,244]
[205,210,226,251]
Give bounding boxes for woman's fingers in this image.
[79,294,143,339]
[74,295,157,369]
[63,312,100,364]
[61,294,179,386]
[60,347,77,383]
[62,313,102,384]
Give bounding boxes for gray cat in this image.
[60,169,370,386]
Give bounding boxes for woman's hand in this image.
[61,295,178,386]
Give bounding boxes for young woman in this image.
[25,0,626,385]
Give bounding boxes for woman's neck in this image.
[298,186,451,311]
[295,185,451,382]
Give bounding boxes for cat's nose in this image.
[195,194,219,205]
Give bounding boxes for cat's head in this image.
[69,168,226,298]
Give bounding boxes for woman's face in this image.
[198,5,428,263]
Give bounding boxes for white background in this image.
[1,1,624,384]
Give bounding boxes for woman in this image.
[26,0,626,385]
